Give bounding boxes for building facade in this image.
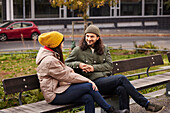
[2,0,170,30]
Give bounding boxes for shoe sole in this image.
[146,106,165,113]
[156,106,165,113]
[125,110,130,113]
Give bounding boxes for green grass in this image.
[0,49,169,111]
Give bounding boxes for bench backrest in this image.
[112,54,164,74]
[2,55,164,94]
[2,74,40,95]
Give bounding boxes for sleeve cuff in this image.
[73,62,81,69]
[93,65,98,71]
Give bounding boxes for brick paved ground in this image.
[130,95,170,113]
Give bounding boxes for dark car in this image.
[0,21,41,41]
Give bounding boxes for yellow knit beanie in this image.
[38,31,63,48]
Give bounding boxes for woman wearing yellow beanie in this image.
[36,31,128,113]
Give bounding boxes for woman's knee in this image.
[81,83,93,91]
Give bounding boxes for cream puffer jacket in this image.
[36,47,89,103]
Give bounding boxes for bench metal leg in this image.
[3,94,6,102]
[19,92,23,105]
[101,95,119,113]
[166,82,170,97]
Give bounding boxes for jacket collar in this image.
[44,46,54,52]
[44,46,60,58]
[36,47,60,65]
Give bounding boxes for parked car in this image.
[0,21,41,41]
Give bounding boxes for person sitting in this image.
[65,25,165,112]
[36,31,129,113]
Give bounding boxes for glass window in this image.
[67,9,83,17]
[145,0,157,15]
[35,0,59,18]
[22,23,33,28]
[13,0,31,19]
[13,0,23,18]
[25,0,31,18]
[163,0,170,15]
[0,22,13,28]
[121,0,142,16]
[9,23,21,29]
[90,3,110,16]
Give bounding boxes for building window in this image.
[121,0,142,16]
[35,0,59,18]
[67,9,83,17]
[145,0,157,15]
[13,0,31,19]
[163,0,170,15]
[90,3,110,16]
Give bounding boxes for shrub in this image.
[133,41,160,54]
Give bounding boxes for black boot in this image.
[107,106,129,113]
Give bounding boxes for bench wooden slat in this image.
[14,106,37,113]
[0,107,23,113]
[22,103,46,112]
[19,100,82,113]
[112,55,163,74]
[16,102,57,113]
[131,72,170,90]
[2,74,39,94]
[30,101,62,112]
[0,100,82,113]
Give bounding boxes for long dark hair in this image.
[51,38,65,64]
[79,35,104,55]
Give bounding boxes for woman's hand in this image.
[88,80,98,91]
[79,63,94,73]
[85,65,94,72]
[71,69,75,73]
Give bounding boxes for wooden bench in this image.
[101,54,170,112]
[0,54,170,113]
[112,54,170,91]
[1,74,84,113]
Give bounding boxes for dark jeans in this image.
[50,83,111,113]
[93,75,149,110]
